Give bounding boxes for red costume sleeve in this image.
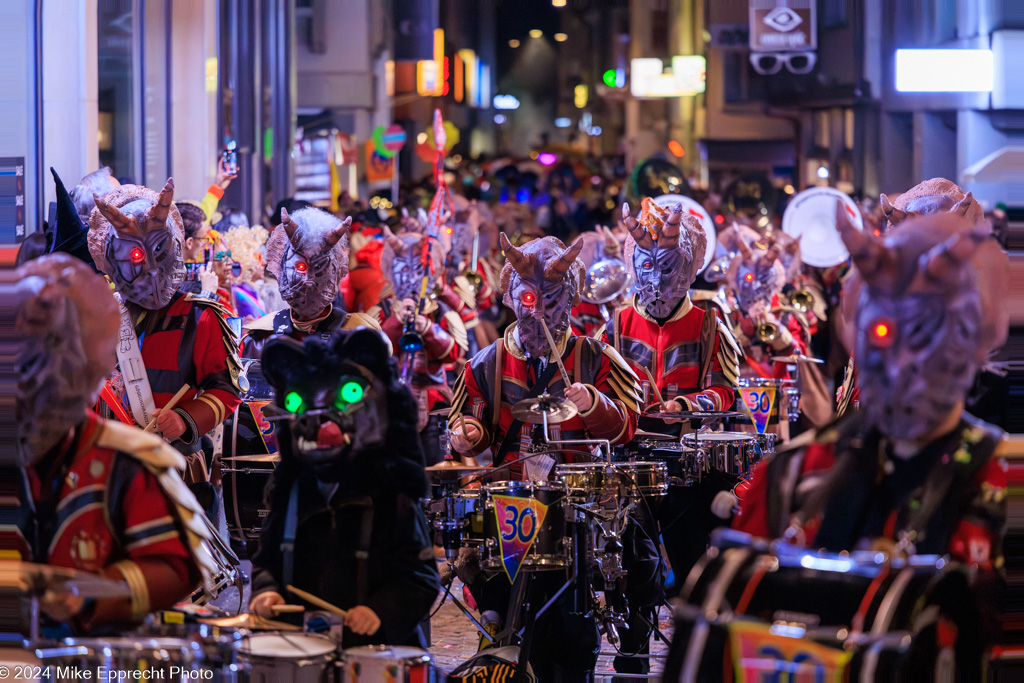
[577,352,639,446]
[451,359,492,458]
[176,308,242,435]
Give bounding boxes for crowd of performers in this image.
[10,136,1009,680]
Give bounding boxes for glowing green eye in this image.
[284,391,304,413]
[339,381,364,405]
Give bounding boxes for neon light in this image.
[895,49,993,93]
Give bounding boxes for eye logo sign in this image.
[492,495,549,583]
[763,7,802,32]
[739,386,776,434]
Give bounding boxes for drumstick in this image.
[539,319,573,389]
[286,584,347,618]
[271,604,305,614]
[144,384,192,432]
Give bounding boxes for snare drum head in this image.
[238,633,337,658]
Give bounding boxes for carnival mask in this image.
[880,178,981,233]
[725,228,789,314]
[500,234,584,358]
[382,232,444,303]
[88,179,185,310]
[15,254,120,462]
[263,328,392,481]
[266,208,350,320]
[622,200,706,319]
[838,206,1007,444]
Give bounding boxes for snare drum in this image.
[556,461,668,499]
[223,463,275,541]
[681,431,759,477]
[666,529,953,681]
[237,633,337,683]
[37,638,204,682]
[340,645,437,682]
[482,481,570,571]
[142,617,247,679]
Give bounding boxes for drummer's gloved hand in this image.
[250,590,285,618]
[450,422,482,453]
[345,605,381,636]
[153,407,187,440]
[565,382,594,412]
[646,399,687,424]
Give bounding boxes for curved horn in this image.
[732,225,752,260]
[622,202,653,248]
[659,203,682,248]
[915,224,988,286]
[836,200,896,286]
[324,216,352,248]
[149,178,175,228]
[952,191,973,216]
[94,195,140,235]
[544,236,584,281]
[879,193,907,225]
[279,207,301,246]
[601,225,621,257]
[500,232,532,277]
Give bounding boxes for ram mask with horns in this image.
[380,230,446,305]
[499,233,584,359]
[837,202,1007,442]
[264,207,351,320]
[879,178,982,234]
[622,198,707,319]
[87,179,185,310]
[722,224,800,315]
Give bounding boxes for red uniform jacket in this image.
[603,296,740,411]
[733,412,1007,571]
[449,324,642,475]
[382,302,467,411]
[124,292,243,446]
[24,413,206,615]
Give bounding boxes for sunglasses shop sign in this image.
[749,0,816,53]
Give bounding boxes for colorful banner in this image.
[365,141,395,184]
[739,386,776,434]
[729,621,851,683]
[492,495,548,583]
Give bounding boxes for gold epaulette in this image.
[95,420,218,590]
[716,318,742,386]
[184,294,245,392]
[342,311,383,332]
[453,276,478,310]
[244,311,278,333]
[443,309,470,354]
[600,344,643,414]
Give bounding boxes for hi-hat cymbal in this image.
[633,430,677,442]
[771,354,824,364]
[223,453,280,463]
[426,461,491,480]
[0,560,130,599]
[510,395,579,424]
[643,410,747,421]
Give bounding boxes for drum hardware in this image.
[783,387,801,423]
[36,638,205,682]
[642,410,747,421]
[141,615,248,677]
[681,432,760,478]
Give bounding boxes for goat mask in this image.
[265,208,350,319]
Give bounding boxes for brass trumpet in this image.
[463,269,484,292]
[790,289,814,314]
[756,322,780,344]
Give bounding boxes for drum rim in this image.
[342,644,433,664]
[238,632,338,658]
[682,432,758,443]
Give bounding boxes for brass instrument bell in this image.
[463,269,484,292]
[790,289,814,314]
[582,258,630,305]
[756,322,780,344]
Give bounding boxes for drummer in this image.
[734,207,1007,674]
[599,200,741,674]
[15,255,216,632]
[447,233,645,679]
[242,207,381,360]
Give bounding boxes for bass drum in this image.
[664,529,962,681]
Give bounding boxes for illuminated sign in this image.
[493,94,521,110]
[574,84,588,108]
[630,56,706,97]
[417,60,438,96]
[895,49,993,93]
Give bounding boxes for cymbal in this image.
[643,410,747,421]
[771,354,824,364]
[510,395,579,424]
[223,453,280,463]
[633,430,677,442]
[426,461,491,480]
[200,613,301,632]
[0,560,130,599]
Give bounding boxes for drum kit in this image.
[12,558,442,682]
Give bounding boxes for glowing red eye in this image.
[870,319,896,347]
[873,229,882,237]
[295,261,308,273]
[714,214,725,225]
[744,272,754,282]
[446,227,453,234]
[521,291,536,306]
[129,247,146,264]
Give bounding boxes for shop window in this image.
[97,0,137,182]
